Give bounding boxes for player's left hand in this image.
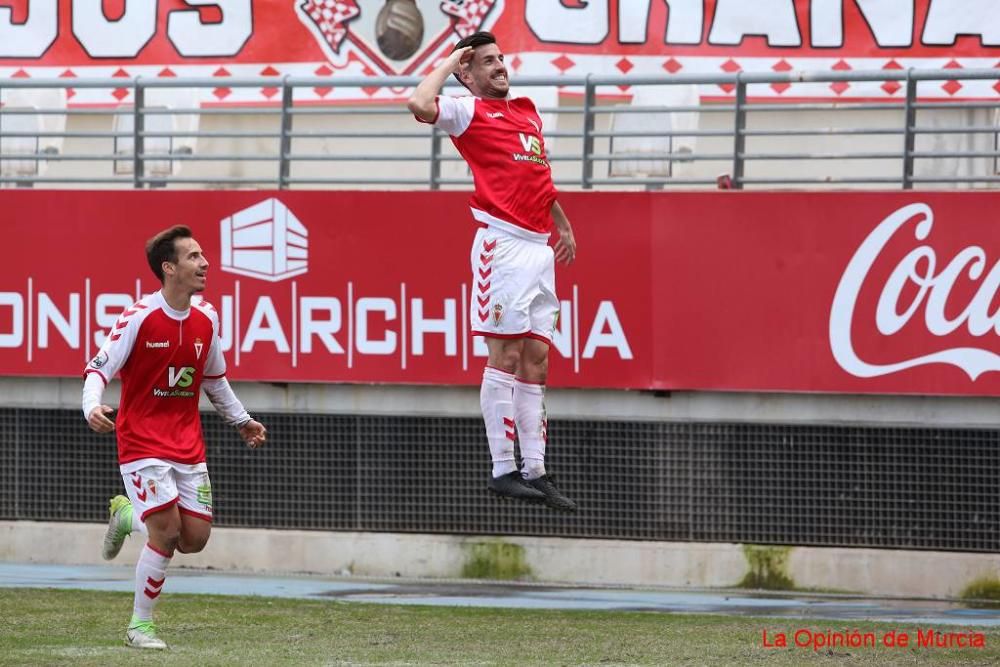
[554,226,577,264]
[239,419,267,449]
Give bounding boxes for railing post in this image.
[901,69,917,190]
[731,72,746,190]
[133,79,144,189]
[429,127,442,190]
[582,74,595,190]
[279,76,293,189]
[0,84,4,181]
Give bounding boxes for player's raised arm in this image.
[407,45,472,122]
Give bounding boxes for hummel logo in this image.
[487,111,504,119]
[146,341,169,349]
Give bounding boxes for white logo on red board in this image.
[295,0,502,76]
[220,198,309,283]
[830,202,1000,381]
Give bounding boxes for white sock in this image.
[514,379,547,480]
[133,543,171,622]
[481,366,517,478]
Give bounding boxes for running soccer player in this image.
[83,225,267,649]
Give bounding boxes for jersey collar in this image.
[155,290,191,321]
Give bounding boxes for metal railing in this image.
[1,68,998,189]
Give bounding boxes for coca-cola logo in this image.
[830,202,1000,381]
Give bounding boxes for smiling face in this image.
[459,43,509,99]
[164,236,209,295]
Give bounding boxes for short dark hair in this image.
[145,225,192,283]
[451,31,498,89]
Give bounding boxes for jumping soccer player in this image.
[408,31,578,512]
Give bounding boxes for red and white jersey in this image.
[420,95,558,236]
[84,291,225,466]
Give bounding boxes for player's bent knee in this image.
[177,518,211,554]
[150,531,181,554]
[177,537,209,554]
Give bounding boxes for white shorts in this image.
[470,224,559,343]
[120,459,213,523]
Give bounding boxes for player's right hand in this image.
[87,405,116,433]
[451,46,473,70]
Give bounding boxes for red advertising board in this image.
[0,1,997,102]
[2,189,1000,396]
[0,190,649,388]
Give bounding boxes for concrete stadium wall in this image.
[3,520,999,599]
[5,376,1000,428]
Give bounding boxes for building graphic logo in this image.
[220,198,308,282]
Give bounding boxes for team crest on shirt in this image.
[194,338,204,360]
[492,302,504,326]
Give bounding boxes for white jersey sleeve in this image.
[83,299,150,384]
[81,298,152,419]
[433,95,476,137]
[202,377,251,426]
[81,372,105,420]
[194,299,249,426]
[197,299,227,380]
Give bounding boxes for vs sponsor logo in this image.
[154,366,197,397]
[513,132,547,165]
[168,366,196,388]
[518,133,542,156]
